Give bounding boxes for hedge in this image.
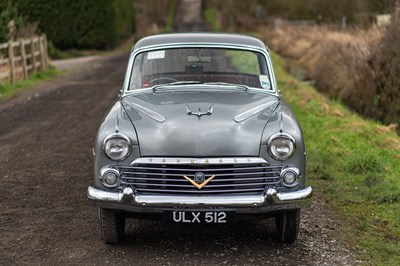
[15,0,135,49]
[0,1,22,43]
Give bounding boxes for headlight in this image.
[267,133,295,161]
[103,133,131,161]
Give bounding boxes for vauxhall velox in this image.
[87,33,313,244]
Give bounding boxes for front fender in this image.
[93,101,140,188]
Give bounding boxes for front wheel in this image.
[275,209,300,243]
[99,208,125,244]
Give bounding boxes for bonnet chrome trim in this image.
[234,100,279,123]
[130,157,269,166]
[123,101,166,123]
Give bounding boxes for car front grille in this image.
[118,158,282,195]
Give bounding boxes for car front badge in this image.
[186,104,214,118]
[183,172,216,189]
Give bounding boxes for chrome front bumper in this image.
[87,186,312,209]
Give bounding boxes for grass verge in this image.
[0,66,60,101]
[271,52,400,265]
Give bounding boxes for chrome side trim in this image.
[123,101,165,123]
[87,186,312,207]
[130,157,269,166]
[132,43,268,55]
[234,100,279,122]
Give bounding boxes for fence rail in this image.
[0,35,48,84]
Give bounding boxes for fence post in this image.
[43,34,48,68]
[31,38,36,73]
[8,40,15,83]
[39,35,46,71]
[20,39,28,79]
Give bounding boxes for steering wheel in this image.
[148,77,178,86]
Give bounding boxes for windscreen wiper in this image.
[203,82,249,92]
[152,81,201,92]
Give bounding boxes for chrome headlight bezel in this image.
[280,167,300,188]
[267,132,296,161]
[103,133,131,161]
[99,166,121,188]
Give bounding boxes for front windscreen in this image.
[129,48,272,90]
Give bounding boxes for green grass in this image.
[0,67,60,100]
[271,52,400,265]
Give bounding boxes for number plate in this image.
[164,210,236,224]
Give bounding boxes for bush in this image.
[15,0,135,49]
[314,7,400,128]
[264,18,399,130]
[364,9,400,125]
[0,1,22,42]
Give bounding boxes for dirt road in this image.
[0,1,359,265]
[0,53,359,266]
[0,48,359,266]
[174,0,209,32]
[0,50,360,265]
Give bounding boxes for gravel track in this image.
[0,0,360,264]
[0,50,360,266]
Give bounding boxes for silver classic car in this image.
[88,33,312,244]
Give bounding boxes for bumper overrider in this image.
[87,186,313,212]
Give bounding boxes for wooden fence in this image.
[0,35,48,84]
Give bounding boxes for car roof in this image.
[133,33,267,51]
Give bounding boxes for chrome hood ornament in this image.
[186,104,214,118]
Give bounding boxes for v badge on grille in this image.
[182,174,216,189]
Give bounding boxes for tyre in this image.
[99,208,125,244]
[275,209,300,244]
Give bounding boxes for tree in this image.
[0,1,22,42]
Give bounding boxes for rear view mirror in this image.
[188,56,211,63]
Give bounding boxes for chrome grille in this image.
[118,158,282,195]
